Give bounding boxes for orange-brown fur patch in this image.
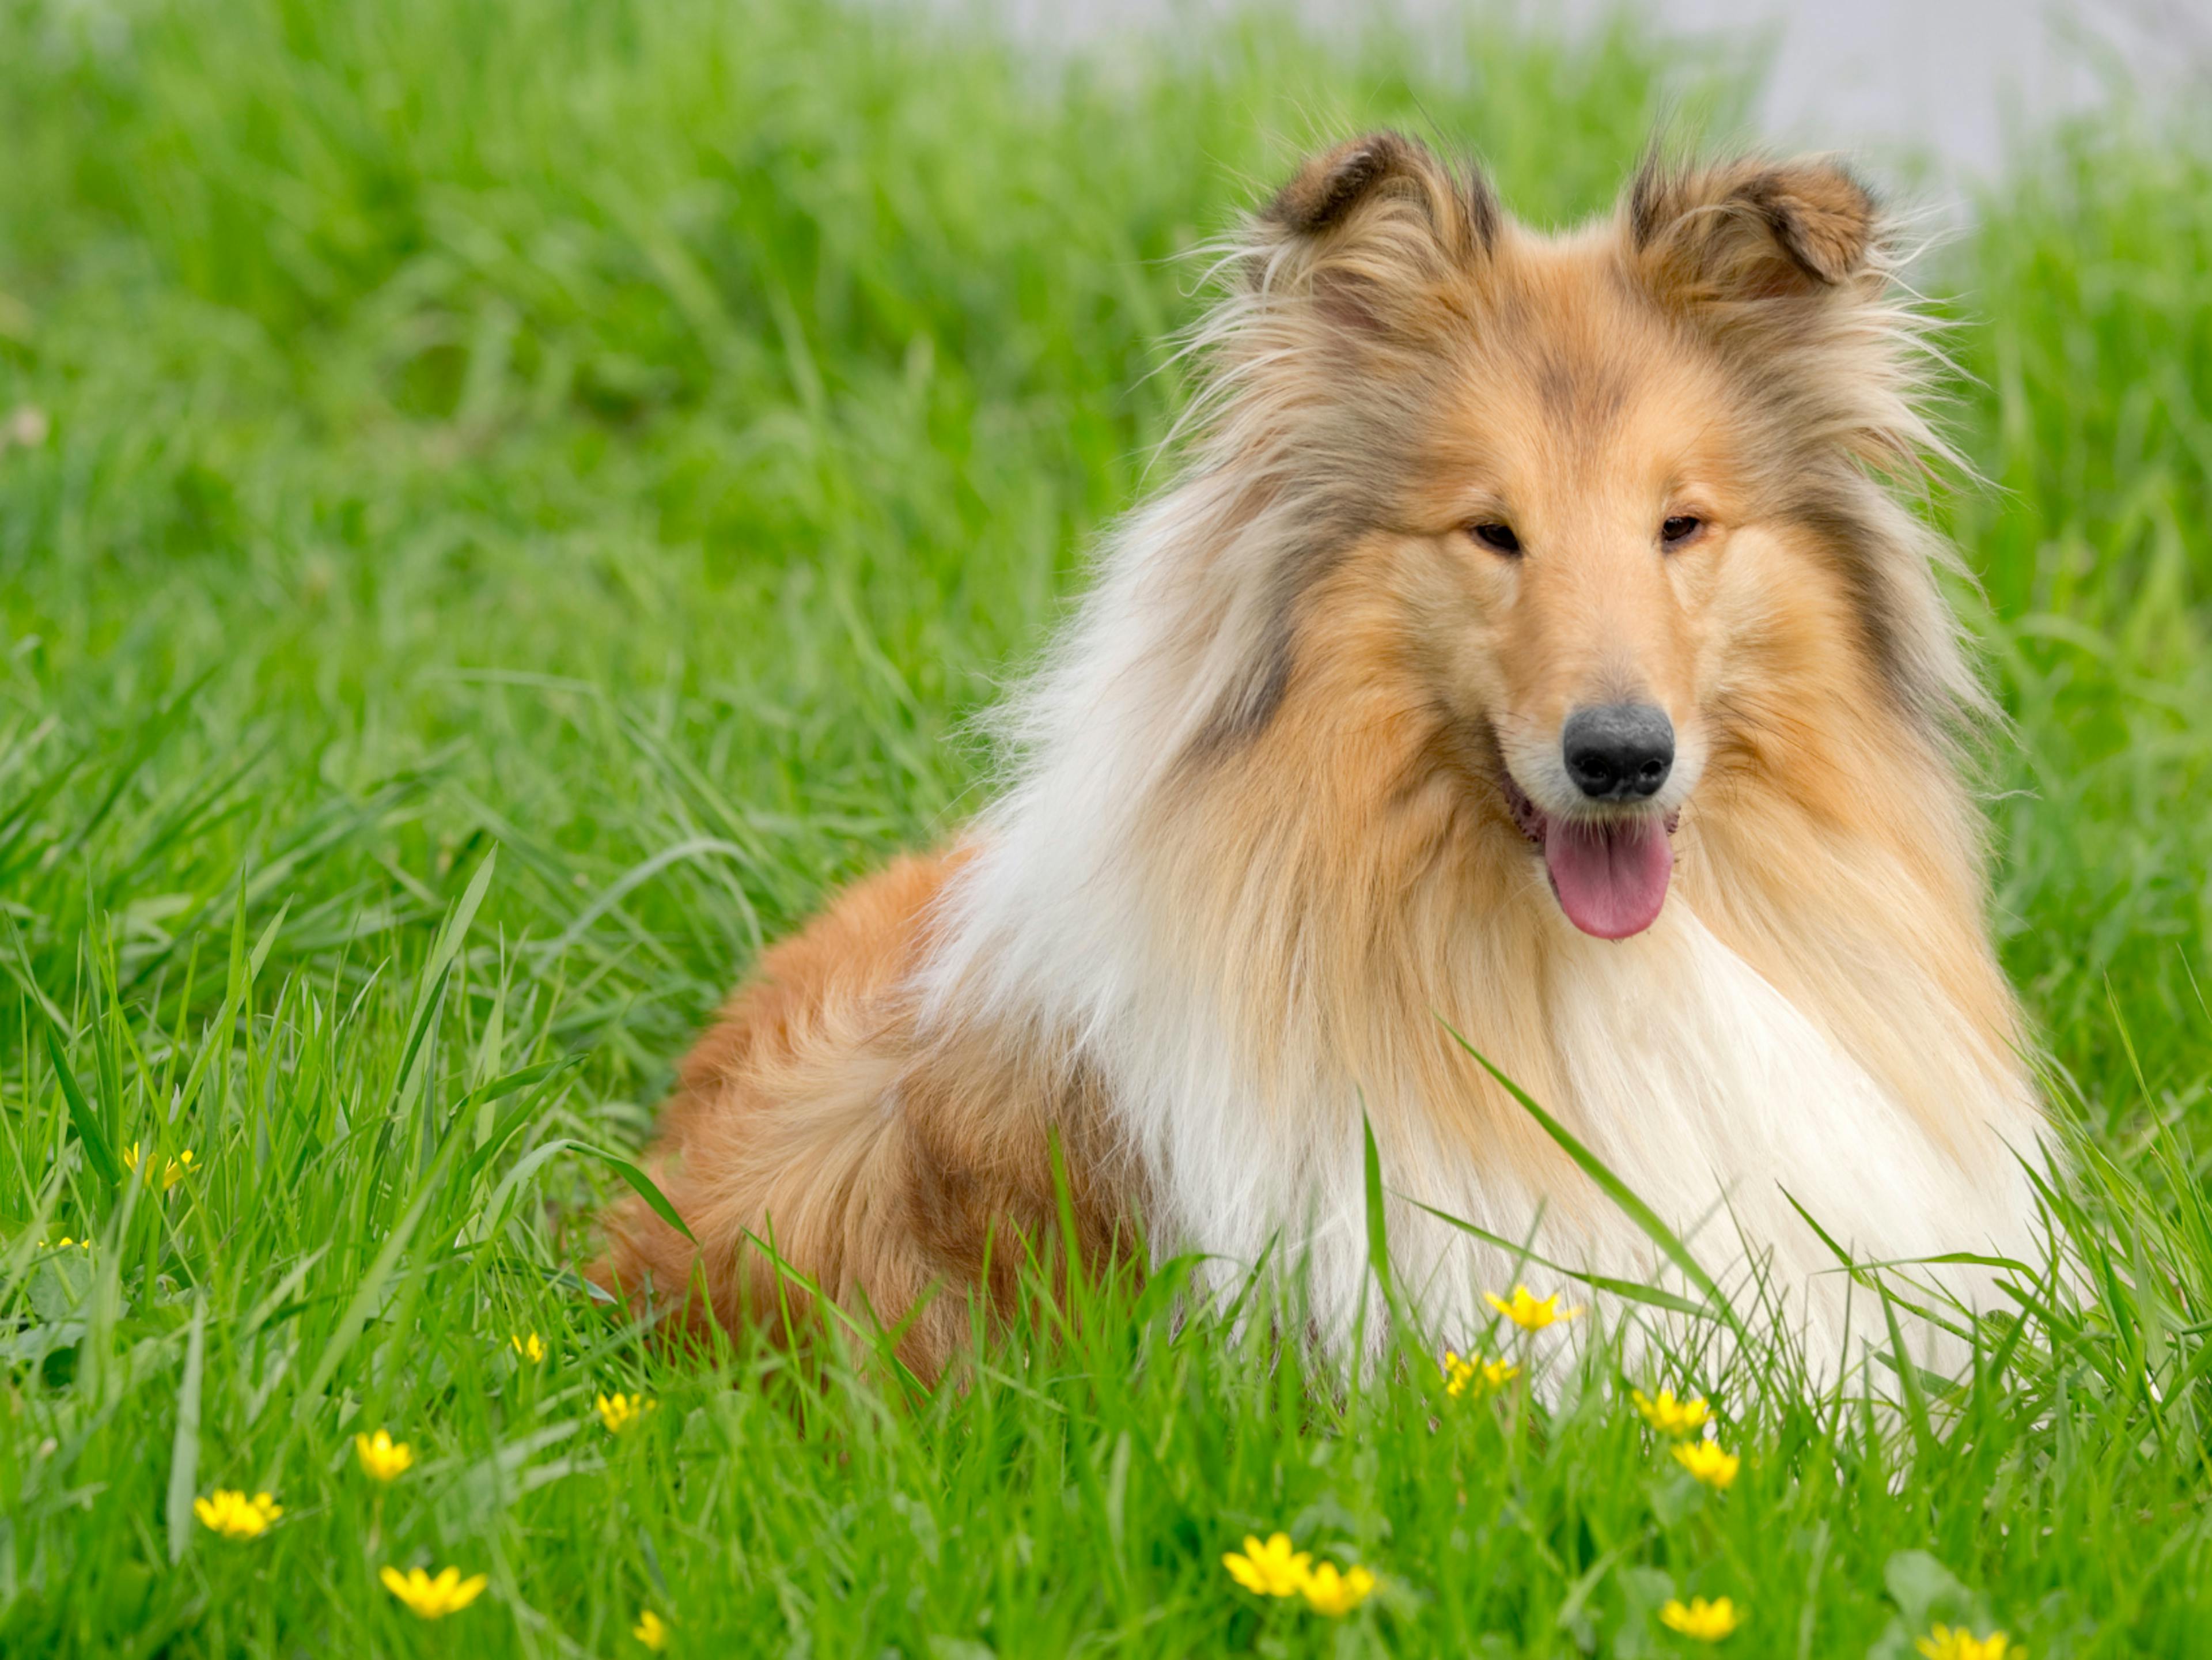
[597,852,1139,1378]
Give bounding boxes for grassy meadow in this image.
[3,0,2211,1653]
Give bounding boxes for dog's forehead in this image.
[1407,245,1737,494]
[1488,233,1706,394]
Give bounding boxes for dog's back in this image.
[601,850,1136,1374]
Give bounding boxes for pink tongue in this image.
[1543,816,1674,939]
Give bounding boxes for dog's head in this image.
[1184,134,1970,940]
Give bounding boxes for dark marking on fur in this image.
[900,1043,1139,1312]
[1741,169,1875,286]
[1184,520,1351,757]
[1264,130,1499,260]
[1268,132,1422,236]
[1627,153,1671,251]
[1190,622,1298,756]
[1534,346,1628,433]
[1786,486,1916,719]
[1628,154,1876,300]
[1464,165,1502,255]
[1424,708,1514,824]
[1174,325,1465,762]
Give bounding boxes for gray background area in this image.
[980,0,2209,176]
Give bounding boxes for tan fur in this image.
[597,138,2038,1381]
[600,850,1139,1375]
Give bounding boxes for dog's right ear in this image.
[1244,133,1498,331]
[1625,154,1881,312]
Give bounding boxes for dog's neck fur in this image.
[919,479,2047,1379]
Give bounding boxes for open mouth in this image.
[1500,772,1679,941]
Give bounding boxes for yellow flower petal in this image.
[1441,1350,1520,1397]
[634,1609,670,1650]
[596,1391,656,1434]
[1483,1284,1583,1331]
[1916,1625,2016,1660]
[355,1429,415,1482]
[1660,1596,1743,1641]
[123,1143,195,1189]
[1633,1388,1714,1436]
[1670,1440,1741,1489]
[193,1488,279,1540]
[1441,1351,1475,1397]
[1300,1562,1377,1616]
[381,1564,490,1619]
[1221,1532,1311,1597]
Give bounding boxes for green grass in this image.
[2,1,2209,1654]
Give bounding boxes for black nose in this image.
[1561,704,1675,800]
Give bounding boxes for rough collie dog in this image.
[600,136,2050,1383]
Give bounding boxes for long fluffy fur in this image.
[599,137,2049,1383]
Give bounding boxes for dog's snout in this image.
[1562,704,1674,800]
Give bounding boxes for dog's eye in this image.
[1660,515,1703,547]
[1468,522,1522,556]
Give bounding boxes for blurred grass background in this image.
[1,0,2209,1654]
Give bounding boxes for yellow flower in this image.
[1442,1350,1520,1396]
[634,1609,670,1650]
[1300,1562,1377,1616]
[1671,1440,1741,1489]
[43,1237,92,1252]
[510,1332,548,1364]
[380,1565,490,1620]
[1660,1596,1744,1642]
[354,1428,415,1483]
[1916,1625,2017,1660]
[1221,1532,1311,1598]
[1632,1387,1713,1436]
[596,1391,656,1434]
[193,1489,282,1540]
[1484,1284,1583,1331]
[122,1143,196,1190]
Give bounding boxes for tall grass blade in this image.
[43,1018,120,1186]
[1439,1015,1743,1339]
[165,1294,206,1564]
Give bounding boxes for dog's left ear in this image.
[1241,133,1499,334]
[1626,155,1879,310]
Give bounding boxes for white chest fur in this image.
[1111,903,2045,1381]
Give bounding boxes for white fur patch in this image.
[1537,905,2043,1373]
[927,845,2045,1383]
